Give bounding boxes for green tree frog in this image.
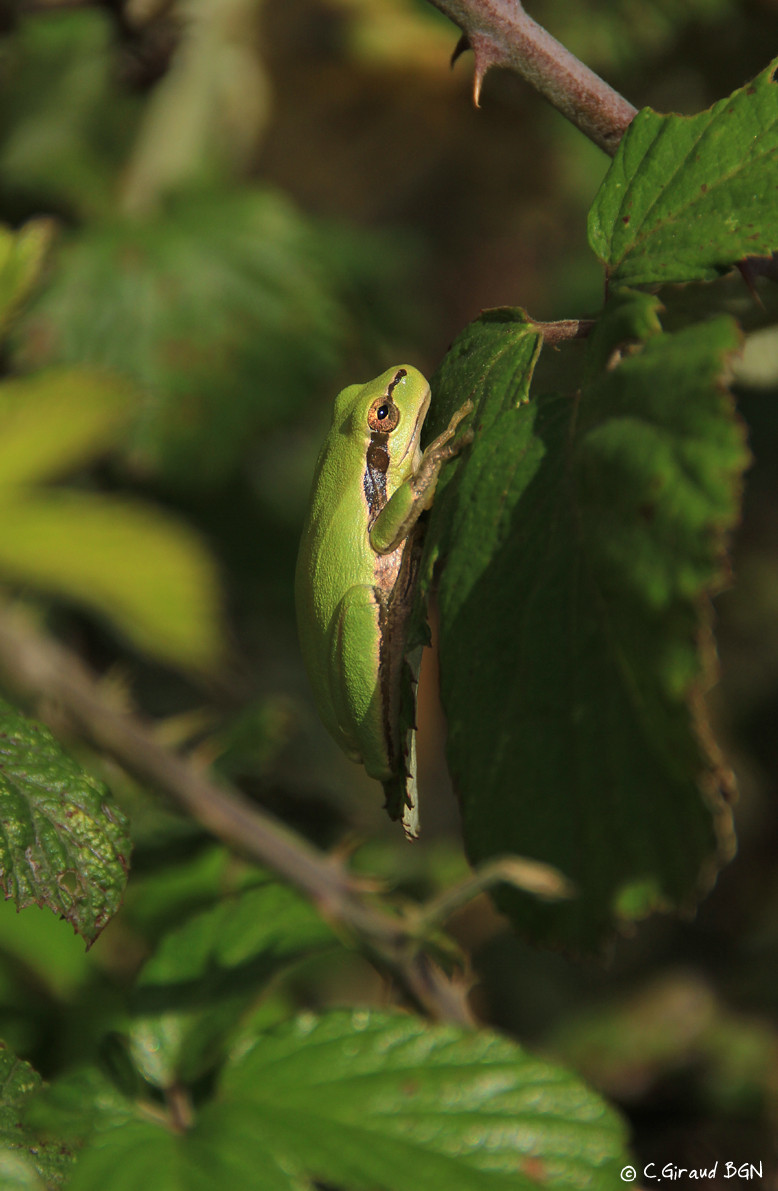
[295,366,472,838]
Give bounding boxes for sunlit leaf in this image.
[0,1152,47,1190]
[33,1012,630,1191]
[589,58,778,285]
[217,1011,630,1191]
[0,368,132,489]
[0,700,130,942]
[0,492,223,669]
[0,221,55,338]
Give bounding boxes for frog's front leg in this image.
[369,400,474,555]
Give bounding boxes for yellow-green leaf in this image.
[0,368,133,488]
[0,220,55,337]
[0,492,223,668]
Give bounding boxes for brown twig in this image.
[0,599,474,1026]
[533,318,596,344]
[431,0,637,155]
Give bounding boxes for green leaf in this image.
[425,298,747,949]
[0,368,132,489]
[0,222,55,338]
[14,189,348,486]
[24,1066,131,1147]
[588,57,778,285]
[0,1041,72,1187]
[0,492,223,669]
[219,1010,630,1190]
[0,362,224,668]
[0,897,93,1000]
[44,1109,298,1191]
[420,308,544,598]
[28,1063,294,1191]
[0,700,130,943]
[129,881,337,1086]
[67,1120,233,1191]
[0,1152,47,1190]
[33,1013,629,1190]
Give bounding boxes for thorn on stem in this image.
[450,33,470,67]
[468,33,503,109]
[473,66,485,108]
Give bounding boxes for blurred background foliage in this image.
[1,0,778,1180]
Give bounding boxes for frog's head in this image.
[338,365,430,464]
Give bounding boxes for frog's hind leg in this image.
[328,585,421,839]
[327,585,391,779]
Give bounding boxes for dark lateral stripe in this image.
[363,429,389,524]
[362,371,405,524]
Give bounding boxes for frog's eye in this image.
[368,399,400,432]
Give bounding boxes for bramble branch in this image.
[0,599,474,1026]
[429,0,637,154]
